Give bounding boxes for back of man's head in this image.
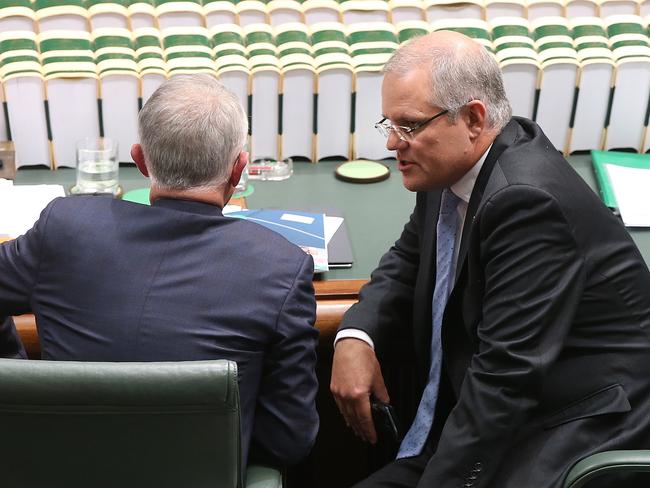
[138,74,248,190]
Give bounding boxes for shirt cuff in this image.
[334,329,375,350]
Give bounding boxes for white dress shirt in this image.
[334,146,492,349]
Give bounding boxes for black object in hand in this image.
[371,401,402,443]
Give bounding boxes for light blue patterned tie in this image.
[397,189,460,459]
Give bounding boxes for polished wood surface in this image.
[12,279,367,359]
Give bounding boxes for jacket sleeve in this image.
[0,317,27,359]
[420,185,585,487]
[249,253,319,467]
[339,197,423,355]
[0,199,58,316]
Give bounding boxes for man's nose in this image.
[386,131,406,151]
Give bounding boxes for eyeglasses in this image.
[374,109,450,142]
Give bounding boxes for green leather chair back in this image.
[0,358,243,488]
[564,450,650,488]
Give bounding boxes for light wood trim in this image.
[13,315,40,359]
[314,279,366,298]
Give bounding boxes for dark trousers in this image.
[351,445,433,488]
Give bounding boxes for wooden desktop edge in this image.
[12,279,367,359]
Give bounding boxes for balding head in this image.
[384,31,511,131]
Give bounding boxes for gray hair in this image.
[138,74,248,189]
[383,35,512,131]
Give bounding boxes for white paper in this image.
[604,163,650,227]
[0,182,66,238]
[281,212,315,225]
[324,216,344,245]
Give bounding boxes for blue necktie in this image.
[397,189,460,459]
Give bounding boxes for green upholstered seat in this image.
[154,0,203,16]
[34,0,88,20]
[490,17,539,69]
[39,31,97,80]
[395,19,429,44]
[0,0,36,20]
[311,22,352,73]
[564,450,650,488]
[490,17,540,119]
[93,27,138,77]
[431,17,493,51]
[347,22,398,72]
[212,23,250,74]
[267,0,304,26]
[571,16,615,65]
[87,0,130,18]
[0,358,282,488]
[275,22,314,72]
[128,0,156,17]
[0,31,43,81]
[162,26,217,76]
[245,23,280,73]
[134,27,167,76]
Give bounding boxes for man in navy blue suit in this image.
[0,74,319,468]
[0,317,25,358]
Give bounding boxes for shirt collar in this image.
[152,198,223,216]
[450,144,492,204]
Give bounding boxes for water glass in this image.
[248,158,293,181]
[74,137,119,195]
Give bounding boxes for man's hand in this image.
[330,338,389,444]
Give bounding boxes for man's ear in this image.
[228,151,248,188]
[465,100,487,140]
[131,144,149,177]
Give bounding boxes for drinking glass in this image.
[73,137,119,195]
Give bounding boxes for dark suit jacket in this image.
[341,117,650,487]
[0,317,26,358]
[0,196,319,468]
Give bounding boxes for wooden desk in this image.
[10,161,414,357]
[12,155,650,357]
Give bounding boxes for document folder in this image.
[295,206,353,269]
[591,150,650,227]
[226,208,329,272]
[591,150,650,208]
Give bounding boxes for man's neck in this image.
[149,186,228,208]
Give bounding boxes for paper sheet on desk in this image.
[605,163,650,227]
[0,179,66,238]
[324,216,343,245]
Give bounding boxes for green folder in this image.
[591,150,650,208]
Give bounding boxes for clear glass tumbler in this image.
[74,137,119,195]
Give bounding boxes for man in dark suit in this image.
[0,74,319,469]
[331,31,650,487]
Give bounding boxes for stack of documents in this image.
[591,151,650,227]
[225,208,351,273]
[0,179,66,239]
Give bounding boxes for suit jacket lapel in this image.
[454,119,519,282]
